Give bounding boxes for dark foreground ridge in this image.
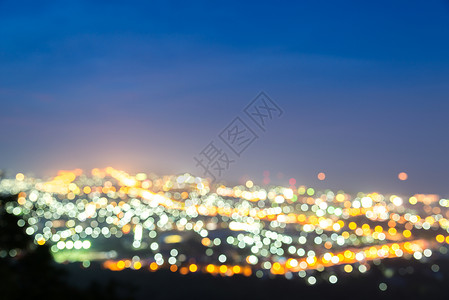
[0,194,134,300]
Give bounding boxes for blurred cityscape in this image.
[1,167,448,292]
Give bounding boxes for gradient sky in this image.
[1,0,449,195]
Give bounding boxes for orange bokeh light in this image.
[398,172,408,181]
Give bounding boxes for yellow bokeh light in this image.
[117,261,125,270]
[133,261,142,270]
[189,264,198,272]
[436,234,445,243]
[409,196,417,205]
[206,264,215,273]
[349,222,357,230]
[336,194,345,202]
[219,265,228,273]
[375,226,383,233]
[362,224,370,230]
[297,186,306,195]
[17,197,26,205]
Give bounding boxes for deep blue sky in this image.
[1,1,449,195]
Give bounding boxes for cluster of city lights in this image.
[1,168,448,288]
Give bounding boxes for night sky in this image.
[1,1,449,195]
